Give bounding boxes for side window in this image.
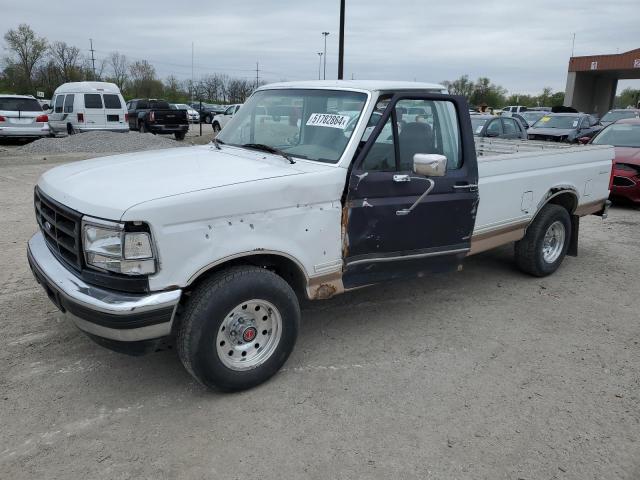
[502,118,517,135]
[84,94,103,109]
[396,100,461,170]
[63,94,74,113]
[54,95,64,113]
[103,94,122,109]
[225,106,235,115]
[486,119,502,136]
[360,117,396,171]
[360,99,462,172]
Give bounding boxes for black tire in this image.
[514,204,571,277]
[139,122,147,133]
[175,131,186,141]
[205,114,212,124]
[177,266,300,391]
[66,123,76,135]
[212,122,221,133]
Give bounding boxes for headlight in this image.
[82,218,156,275]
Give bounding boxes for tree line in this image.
[0,24,259,104]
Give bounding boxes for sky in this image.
[2,0,640,95]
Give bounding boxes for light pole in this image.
[322,32,330,80]
[317,52,323,80]
[338,0,345,79]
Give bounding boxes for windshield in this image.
[521,111,545,124]
[0,97,42,112]
[216,89,368,163]
[592,123,640,148]
[471,118,488,135]
[601,111,638,123]
[532,115,580,129]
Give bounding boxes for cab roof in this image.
[258,80,448,93]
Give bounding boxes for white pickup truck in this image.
[27,81,613,391]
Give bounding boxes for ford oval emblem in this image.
[44,221,52,231]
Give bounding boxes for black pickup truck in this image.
[126,99,189,140]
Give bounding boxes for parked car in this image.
[599,109,640,127]
[527,113,602,143]
[48,82,128,136]
[191,103,226,123]
[501,105,528,114]
[0,94,50,139]
[38,98,52,110]
[171,103,200,123]
[27,80,614,392]
[517,111,547,129]
[127,98,189,140]
[590,118,640,204]
[211,104,243,133]
[471,114,527,139]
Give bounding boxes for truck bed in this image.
[471,138,614,253]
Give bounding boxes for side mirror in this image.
[41,104,49,111]
[578,136,591,145]
[413,154,447,177]
[486,132,499,138]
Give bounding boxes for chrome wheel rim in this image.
[216,299,282,371]
[542,220,565,263]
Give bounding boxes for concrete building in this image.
[564,48,640,114]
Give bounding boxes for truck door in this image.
[83,93,105,129]
[343,93,479,288]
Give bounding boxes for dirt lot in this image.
[0,147,639,479]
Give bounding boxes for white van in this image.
[49,82,128,135]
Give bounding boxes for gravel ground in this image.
[17,131,184,154]
[0,154,639,479]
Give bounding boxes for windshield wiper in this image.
[241,143,295,164]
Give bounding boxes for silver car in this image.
[0,95,50,139]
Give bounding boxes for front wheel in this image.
[205,114,212,124]
[177,266,300,391]
[175,131,186,141]
[515,204,571,277]
[212,122,221,133]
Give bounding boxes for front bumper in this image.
[27,231,181,342]
[0,125,50,137]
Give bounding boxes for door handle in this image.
[396,178,435,216]
[393,174,411,183]
[452,183,478,192]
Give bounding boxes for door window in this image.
[54,95,64,113]
[360,99,461,171]
[103,94,122,109]
[486,119,502,136]
[502,117,517,135]
[63,94,74,113]
[84,94,103,109]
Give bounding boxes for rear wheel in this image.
[177,266,300,391]
[515,204,571,277]
[175,131,186,141]
[66,123,76,135]
[139,122,147,133]
[205,114,213,124]
[212,122,221,134]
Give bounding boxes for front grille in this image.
[34,188,83,270]
[613,176,636,187]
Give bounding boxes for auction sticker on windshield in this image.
[306,113,350,129]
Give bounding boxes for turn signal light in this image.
[35,114,48,122]
[0,115,5,122]
[77,113,84,123]
[124,113,129,122]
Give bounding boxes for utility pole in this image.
[191,42,194,103]
[571,33,576,57]
[338,0,345,79]
[317,53,323,80]
[89,39,96,80]
[255,61,260,88]
[322,32,330,80]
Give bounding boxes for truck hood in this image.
[39,145,320,220]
